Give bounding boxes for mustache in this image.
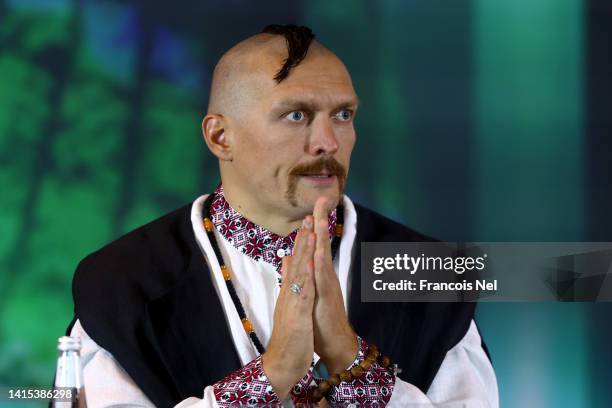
[288,157,346,178]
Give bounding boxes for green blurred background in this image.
[1,0,611,407]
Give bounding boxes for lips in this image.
[300,173,334,178]
[298,173,337,187]
[299,168,335,177]
[300,174,336,181]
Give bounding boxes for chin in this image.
[297,188,342,212]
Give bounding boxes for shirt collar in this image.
[209,185,337,273]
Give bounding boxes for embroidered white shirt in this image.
[70,194,499,407]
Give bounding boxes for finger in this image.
[277,255,292,301]
[295,231,315,287]
[313,197,330,250]
[302,257,316,301]
[303,215,314,231]
[280,255,292,276]
[280,255,306,306]
[282,223,314,294]
[284,233,316,308]
[313,197,332,270]
[297,235,316,304]
[294,216,313,256]
[283,228,306,285]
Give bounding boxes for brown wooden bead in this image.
[328,374,341,386]
[310,387,323,402]
[241,318,253,334]
[366,349,379,363]
[203,218,214,232]
[359,360,372,370]
[339,370,353,382]
[378,355,391,368]
[220,265,231,281]
[318,380,331,395]
[335,224,344,236]
[350,365,364,378]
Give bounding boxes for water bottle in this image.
[52,336,87,408]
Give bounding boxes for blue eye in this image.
[287,111,305,122]
[335,109,352,121]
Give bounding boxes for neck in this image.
[221,185,304,236]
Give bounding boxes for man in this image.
[67,25,498,407]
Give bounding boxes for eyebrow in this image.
[272,97,360,113]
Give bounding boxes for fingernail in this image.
[303,217,312,229]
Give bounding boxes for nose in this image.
[308,119,339,156]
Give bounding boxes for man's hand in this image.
[310,197,358,374]
[262,223,316,400]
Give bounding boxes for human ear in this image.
[202,114,232,161]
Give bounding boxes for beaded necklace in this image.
[201,192,344,355]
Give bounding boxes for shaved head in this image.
[207,31,342,119]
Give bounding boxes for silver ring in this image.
[289,282,302,295]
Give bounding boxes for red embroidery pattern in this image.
[212,339,394,406]
[320,337,396,407]
[290,366,316,404]
[213,356,281,407]
[210,185,337,274]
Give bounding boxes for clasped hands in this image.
[262,197,358,400]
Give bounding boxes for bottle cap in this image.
[57,336,81,352]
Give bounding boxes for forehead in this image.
[262,54,358,107]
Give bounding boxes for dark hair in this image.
[261,24,315,83]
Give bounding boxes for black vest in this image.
[68,203,480,407]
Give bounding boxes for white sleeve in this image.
[387,320,499,408]
[70,319,219,408]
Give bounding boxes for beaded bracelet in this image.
[309,344,392,403]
